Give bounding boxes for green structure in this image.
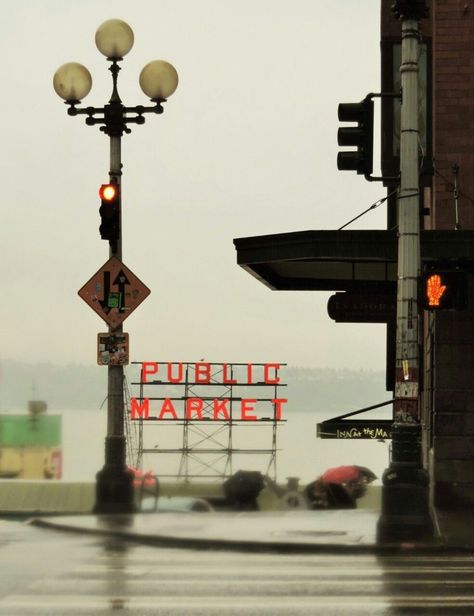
[0,412,62,480]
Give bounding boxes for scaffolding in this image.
[123,375,140,469]
[128,362,286,481]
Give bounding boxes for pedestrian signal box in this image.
[421,270,467,310]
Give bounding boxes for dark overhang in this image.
[233,230,474,291]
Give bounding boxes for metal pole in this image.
[108,135,124,436]
[396,18,421,421]
[377,3,434,542]
[94,134,135,514]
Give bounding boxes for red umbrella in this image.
[321,465,376,485]
[127,467,156,488]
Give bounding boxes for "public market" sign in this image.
[130,361,288,422]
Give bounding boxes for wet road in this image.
[1,520,474,614]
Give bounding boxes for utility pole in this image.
[377,0,434,542]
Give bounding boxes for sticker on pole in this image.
[97,332,129,366]
[78,257,150,328]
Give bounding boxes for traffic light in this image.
[337,95,374,178]
[99,182,120,250]
[421,269,467,310]
[391,0,429,20]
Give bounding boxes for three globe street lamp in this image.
[53,19,178,513]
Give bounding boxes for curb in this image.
[29,517,472,555]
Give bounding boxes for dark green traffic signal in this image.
[337,96,374,178]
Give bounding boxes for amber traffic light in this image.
[99,182,120,250]
[99,183,118,202]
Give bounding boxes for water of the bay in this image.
[61,409,390,485]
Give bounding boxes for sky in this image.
[0,0,388,371]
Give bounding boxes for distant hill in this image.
[285,366,390,418]
[0,361,390,417]
[0,361,107,412]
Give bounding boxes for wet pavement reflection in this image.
[0,518,473,614]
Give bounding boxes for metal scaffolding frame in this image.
[123,376,140,469]
[127,362,286,481]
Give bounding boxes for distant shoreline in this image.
[0,361,388,416]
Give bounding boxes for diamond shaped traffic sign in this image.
[78,257,150,328]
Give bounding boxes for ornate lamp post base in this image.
[377,424,434,542]
[94,435,136,514]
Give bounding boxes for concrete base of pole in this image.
[377,471,434,542]
[377,424,435,542]
[93,436,136,514]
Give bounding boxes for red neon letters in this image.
[140,362,281,385]
[133,362,287,421]
[131,397,287,421]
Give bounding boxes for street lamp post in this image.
[53,19,178,513]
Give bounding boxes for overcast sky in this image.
[0,1,389,371]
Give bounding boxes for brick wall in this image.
[432,0,474,230]
[432,1,474,506]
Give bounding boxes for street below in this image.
[0,517,474,615]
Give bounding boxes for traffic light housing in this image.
[337,96,374,178]
[421,269,467,310]
[99,183,120,250]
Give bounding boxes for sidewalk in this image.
[30,507,474,554]
[435,508,474,549]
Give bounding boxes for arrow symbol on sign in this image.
[99,271,111,313]
[113,269,131,312]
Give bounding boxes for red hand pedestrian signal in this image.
[422,270,467,311]
[426,274,446,307]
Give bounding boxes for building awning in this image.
[233,230,474,292]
